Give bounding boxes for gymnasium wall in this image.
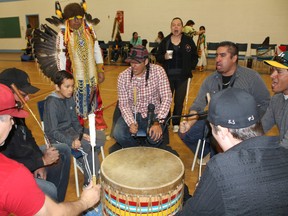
[0,0,287,52]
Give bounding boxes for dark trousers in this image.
[39,143,71,202]
[169,78,188,126]
[110,102,178,156]
[113,114,165,148]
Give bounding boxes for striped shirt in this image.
[117,64,172,126]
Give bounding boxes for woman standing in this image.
[196,26,207,71]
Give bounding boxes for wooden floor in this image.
[0,53,276,203]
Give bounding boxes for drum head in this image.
[101,147,184,194]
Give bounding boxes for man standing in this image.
[55,2,106,129]
[177,88,288,215]
[157,17,198,133]
[0,68,71,202]
[113,45,172,149]
[179,41,270,159]
[262,51,288,147]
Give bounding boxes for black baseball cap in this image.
[208,88,259,129]
[0,68,39,94]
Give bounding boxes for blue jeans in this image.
[35,178,57,201]
[39,143,71,202]
[179,119,213,159]
[113,114,163,148]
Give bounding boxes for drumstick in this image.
[183,78,191,119]
[133,87,137,121]
[10,84,52,148]
[88,113,97,185]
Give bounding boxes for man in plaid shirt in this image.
[113,45,172,148]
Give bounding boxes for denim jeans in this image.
[73,130,106,186]
[35,177,58,201]
[113,114,163,148]
[39,143,71,202]
[179,119,214,159]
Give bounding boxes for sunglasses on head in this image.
[273,55,288,67]
[68,15,83,21]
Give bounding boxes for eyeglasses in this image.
[273,55,288,67]
[0,101,23,113]
[68,15,83,21]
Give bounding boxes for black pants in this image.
[168,78,189,126]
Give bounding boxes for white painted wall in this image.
[0,0,287,52]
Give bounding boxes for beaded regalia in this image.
[33,0,107,129]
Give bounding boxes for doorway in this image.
[26,14,39,30]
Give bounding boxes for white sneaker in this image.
[173,125,179,133]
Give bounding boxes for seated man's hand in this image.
[72,139,82,149]
[149,122,162,141]
[179,121,192,134]
[179,110,198,134]
[34,167,47,180]
[43,147,59,165]
[129,122,138,135]
[80,182,101,209]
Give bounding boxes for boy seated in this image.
[43,70,105,186]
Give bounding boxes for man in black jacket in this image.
[0,68,71,202]
[156,17,198,133]
[177,88,288,215]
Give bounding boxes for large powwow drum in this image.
[101,147,185,216]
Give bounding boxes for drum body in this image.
[101,147,185,216]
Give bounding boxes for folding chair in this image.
[250,43,262,58]
[236,43,248,65]
[100,42,110,64]
[206,42,219,59]
[120,41,130,63]
[148,42,159,63]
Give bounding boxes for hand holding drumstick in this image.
[179,93,210,134]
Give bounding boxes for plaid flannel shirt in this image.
[117,64,172,126]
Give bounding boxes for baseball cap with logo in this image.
[264,51,288,69]
[207,88,259,129]
[0,84,28,118]
[125,45,149,64]
[0,68,39,94]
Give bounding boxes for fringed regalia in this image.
[33,1,107,129]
